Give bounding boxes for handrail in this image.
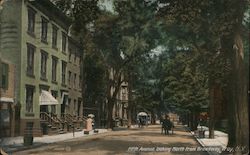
[61,113,73,124]
[40,112,60,127]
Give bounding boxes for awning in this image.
[39,90,58,105]
[0,97,14,103]
[61,92,68,105]
[137,112,148,116]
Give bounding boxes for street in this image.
[13,125,209,155]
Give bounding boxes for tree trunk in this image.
[187,112,191,128]
[221,32,249,153]
[190,110,197,131]
[107,100,114,129]
[150,111,156,124]
[106,69,123,129]
[127,72,133,128]
[209,83,215,138]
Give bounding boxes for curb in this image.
[2,129,109,154]
[184,126,220,155]
[187,128,223,155]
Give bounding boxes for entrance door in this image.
[40,105,48,113]
[0,108,10,137]
[77,100,81,116]
[61,93,68,114]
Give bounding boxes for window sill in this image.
[26,73,35,78]
[27,31,36,38]
[52,81,58,85]
[41,39,48,44]
[62,51,67,55]
[61,83,67,87]
[40,77,48,82]
[52,46,58,51]
[25,113,35,117]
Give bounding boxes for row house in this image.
[67,37,83,119]
[0,0,83,137]
[112,70,128,126]
[112,81,128,126]
[0,60,16,137]
[106,68,129,127]
[83,67,129,128]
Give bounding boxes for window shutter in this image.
[0,62,2,88]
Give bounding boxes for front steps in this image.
[40,112,86,136]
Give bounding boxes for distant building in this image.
[109,68,129,127]
[113,80,128,126]
[83,67,129,128]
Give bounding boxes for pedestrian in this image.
[139,117,143,128]
[162,115,173,135]
[92,118,95,130]
[160,116,164,134]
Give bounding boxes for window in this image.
[74,73,76,89]
[68,98,71,106]
[52,56,58,82]
[0,63,9,89]
[51,90,58,99]
[68,71,71,87]
[40,51,48,80]
[27,43,35,76]
[79,75,82,89]
[74,99,77,114]
[122,86,127,100]
[62,32,67,53]
[52,25,58,48]
[74,50,77,63]
[28,8,36,34]
[61,61,67,85]
[79,56,82,66]
[26,85,34,113]
[69,49,72,62]
[41,17,48,42]
[51,105,56,114]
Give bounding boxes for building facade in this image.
[67,37,83,118]
[113,78,128,126]
[0,0,81,136]
[0,60,16,137]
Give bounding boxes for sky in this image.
[98,0,114,12]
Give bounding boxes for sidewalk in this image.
[191,126,228,155]
[0,129,108,154]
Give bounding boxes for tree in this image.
[161,50,209,130]
[132,54,162,124]
[158,0,249,152]
[113,0,163,128]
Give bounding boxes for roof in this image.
[29,0,72,31]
